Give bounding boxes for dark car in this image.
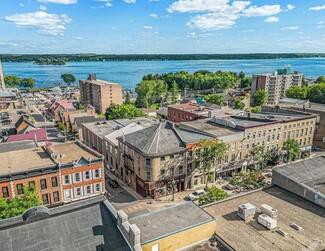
[108,178,119,188]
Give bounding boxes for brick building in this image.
[0,141,104,206]
[79,74,123,114]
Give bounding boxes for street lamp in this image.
[172,179,176,201]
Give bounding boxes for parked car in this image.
[225,183,236,190]
[108,178,119,188]
[187,189,206,201]
[312,146,321,151]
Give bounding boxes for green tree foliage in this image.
[196,139,227,189]
[198,186,229,206]
[105,104,144,120]
[171,81,179,104]
[252,89,268,107]
[125,92,131,104]
[240,77,252,88]
[20,78,36,89]
[204,94,224,105]
[249,144,271,171]
[283,139,300,162]
[250,106,261,113]
[135,80,167,108]
[316,76,325,83]
[4,75,21,87]
[234,98,245,110]
[285,86,308,100]
[0,186,42,220]
[75,103,85,110]
[229,172,267,191]
[61,74,76,86]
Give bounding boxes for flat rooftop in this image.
[48,142,101,164]
[0,147,55,176]
[274,156,325,195]
[128,202,215,244]
[204,186,325,251]
[169,103,211,115]
[85,79,121,86]
[0,196,130,251]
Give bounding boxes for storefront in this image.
[136,175,186,199]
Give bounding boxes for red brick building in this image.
[167,103,212,123]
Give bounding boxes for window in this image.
[231,143,236,151]
[53,191,59,202]
[95,183,101,192]
[267,135,270,142]
[246,144,250,149]
[76,187,82,197]
[179,153,184,161]
[146,171,151,181]
[2,187,9,198]
[239,142,243,149]
[84,171,91,180]
[40,179,47,190]
[85,185,91,194]
[179,166,183,175]
[231,153,236,161]
[146,158,151,168]
[160,169,165,177]
[170,167,175,176]
[75,173,81,183]
[170,154,174,162]
[29,181,35,188]
[17,183,23,195]
[238,152,242,160]
[42,194,49,205]
[160,156,165,165]
[187,164,192,174]
[64,190,72,200]
[51,177,58,187]
[63,175,70,185]
[94,169,100,178]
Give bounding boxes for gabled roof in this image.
[50,99,74,111]
[118,121,186,156]
[14,116,36,132]
[6,129,47,143]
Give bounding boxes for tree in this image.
[125,92,131,104]
[283,139,300,162]
[307,84,325,104]
[196,139,227,189]
[234,98,245,110]
[75,103,85,110]
[4,75,21,87]
[229,172,266,191]
[285,86,308,100]
[316,76,325,83]
[171,81,179,104]
[61,74,76,87]
[198,186,228,206]
[105,104,144,120]
[0,185,42,220]
[249,144,271,171]
[252,89,268,107]
[204,94,224,105]
[135,80,167,108]
[240,77,252,88]
[250,106,261,113]
[20,78,36,89]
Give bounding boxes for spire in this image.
[0,60,5,91]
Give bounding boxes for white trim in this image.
[84,184,92,195]
[73,172,82,183]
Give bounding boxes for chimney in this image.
[87,74,97,81]
[0,60,5,91]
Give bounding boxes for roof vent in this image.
[276,229,288,237]
[291,223,302,231]
[22,206,50,223]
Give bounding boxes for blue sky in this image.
[0,0,325,54]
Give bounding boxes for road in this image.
[105,181,138,210]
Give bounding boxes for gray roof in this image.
[119,121,186,156]
[175,128,214,144]
[114,117,158,128]
[157,107,168,117]
[0,196,130,251]
[0,90,16,98]
[104,122,143,146]
[274,156,325,195]
[75,116,104,129]
[0,140,37,153]
[128,202,214,244]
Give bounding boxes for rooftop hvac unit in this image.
[261,204,278,219]
[258,214,277,230]
[237,203,256,220]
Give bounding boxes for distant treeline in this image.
[1,53,325,63]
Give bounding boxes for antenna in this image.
[0,60,5,91]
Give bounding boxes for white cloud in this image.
[287,4,295,10]
[296,31,303,34]
[242,5,282,17]
[309,5,325,11]
[149,14,158,18]
[5,11,71,35]
[93,0,112,8]
[124,0,136,3]
[264,16,279,23]
[149,0,159,2]
[40,5,47,11]
[281,26,299,30]
[19,3,24,7]
[317,21,324,25]
[144,26,153,29]
[37,0,77,4]
[168,0,292,30]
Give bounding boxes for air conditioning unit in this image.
[261,204,278,219]
[258,214,277,230]
[237,203,256,220]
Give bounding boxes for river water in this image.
[2,58,325,88]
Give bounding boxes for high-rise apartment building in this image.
[79,74,123,114]
[251,67,303,104]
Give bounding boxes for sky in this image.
[0,0,325,54]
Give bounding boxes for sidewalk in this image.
[105,171,144,200]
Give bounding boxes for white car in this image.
[188,189,206,201]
